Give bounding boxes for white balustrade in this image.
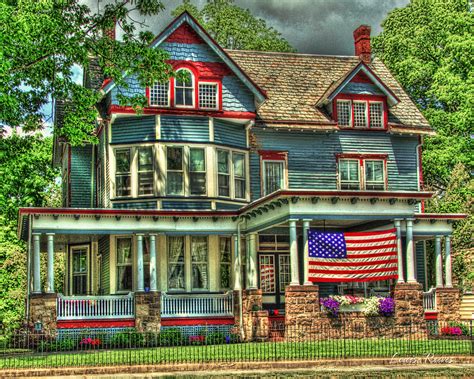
[57,293,135,320]
[161,291,234,318]
[423,287,436,311]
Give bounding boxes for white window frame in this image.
[189,147,207,196]
[137,146,154,197]
[69,245,90,296]
[262,159,287,196]
[364,159,386,190]
[149,81,170,107]
[219,236,232,290]
[369,101,384,129]
[174,68,195,108]
[338,158,361,190]
[198,81,219,110]
[216,148,248,200]
[190,236,209,291]
[115,148,132,198]
[116,237,133,293]
[166,146,185,196]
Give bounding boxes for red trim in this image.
[258,150,287,161]
[169,60,232,78]
[336,153,388,160]
[351,71,372,84]
[424,312,438,320]
[165,23,203,44]
[334,94,388,130]
[311,274,398,283]
[57,319,135,329]
[108,105,255,120]
[414,213,467,220]
[161,317,234,326]
[67,146,71,207]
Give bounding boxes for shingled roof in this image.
[227,50,432,134]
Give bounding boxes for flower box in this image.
[339,303,364,312]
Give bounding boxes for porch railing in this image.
[57,293,135,320]
[161,291,234,318]
[423,287,436,311]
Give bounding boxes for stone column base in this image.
[436,287,461,322]
[394,282,425,328]
[29,293,58,336]
[135,292,161,333]
[240,289,265,341]
[285,285,319,339]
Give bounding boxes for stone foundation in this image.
[436,288,461,322]
[240,289,268,341]
[135,292,161,332]
[29,293,57,335]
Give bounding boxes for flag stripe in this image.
[344,228,397,237]
[311,274,398,283]
[344,236,397,244]
[346,243,397,251]
[309,259,398,267]
[309,267,398,275]
[346,252,397,259]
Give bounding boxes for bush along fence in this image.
[0,320,472,370]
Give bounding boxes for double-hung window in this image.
[191,237,209,290]
[115,149,132,197]
[168,236,185,290]
[233,153,246,199]
[263,160,285,196]
[219,237,232,290]
[175,69,194,107]
[365,160,385,190]
[116,238,132,292]
[138,147,153,196]
[339,159,360,190]
[149,81,169,107]
[189,148,206,195]
[167,147,184,195]
[198,82,218,109]
[217,150,230,197]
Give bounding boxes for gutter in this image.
[235,216,246,339]
[25,214,32,323]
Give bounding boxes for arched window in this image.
[175,68,195,107]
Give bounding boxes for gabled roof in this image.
[227,50,432,132]
[101,11,266,103]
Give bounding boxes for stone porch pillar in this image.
[435,235,443,288]
[445,235,453,288]
[32,233,42,294]
[149,234,157,292]
[302,220,312,285]
[246,233,258,289]
[289,219,300,285]
[136,234,144,292]
[394,220,405,283]
[405,219,416,283]
[46,233,55,293]
[394,282,425,328]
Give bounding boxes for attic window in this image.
[199,82,218,109]
[336,100,351,127]
[150,82,169,107]
[353,101,367,128]
[175,69,195,107]
[335,96,387,129]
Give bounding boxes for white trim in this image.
[261,159,287,197]
[69,245,90,296]
[174,68,195,108]
[149,81,170,108]
[198,81,219,110]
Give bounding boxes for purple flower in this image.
[320,297,340,317]
[378,297,395,316]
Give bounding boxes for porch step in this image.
[460,293,474,320]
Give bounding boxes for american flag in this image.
[308,228,398,282]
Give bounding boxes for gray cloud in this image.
[93,0,410,54]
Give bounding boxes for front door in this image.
[258,252,291,311]
[70,245,89,295]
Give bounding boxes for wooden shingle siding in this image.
[112,201,157,209]
[160,116,209,142]
[111,116,156,144]
[161,42,220,62]
[415,241,426,290]
[111,75,142,103]
[213,119,247,148]
[222,76,255,112]
[70,145,93,208]
[342,82,383,95]
[98,236,110,295]
[250,129,419,201]
[161,200,212,210]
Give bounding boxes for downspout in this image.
[25,214,32,323]
[416,136,424,212]
[236,217,246,339]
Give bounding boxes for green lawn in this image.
[0,339,471,369]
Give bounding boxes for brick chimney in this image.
[353,25,371,64]
[103,19,116,40]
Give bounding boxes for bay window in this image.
[175,69,194,107]
[217,150,230,197]
[189,148,206,195]
[116,238,132,292]
[115,149,131,197]
[167,147,184,195]
[339,159,360,190]
[138,147,153,196]
[219,237,232,290]
[335,97,386,129]
[191,237,209,290]
[263,161,285,195]
[338,156,387,190]
[233,153,246,199]
[168,236,185,290]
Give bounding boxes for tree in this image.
[0,133,61,332]
[373,0,473,287]
[172,0,295,52]
[0,0,172,145]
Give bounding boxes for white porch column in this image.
[233,234,242,291]
[32,233,41,294]
[394,220,405,283]
[149,234,157,292]
[435,235,444,288]
[303,220,312,285]
[405,219,416,283]
[246,233,257,289]
[136,234,144,292]
[46,233,55,293]
[445,235,453,288]
[289,219,300,285]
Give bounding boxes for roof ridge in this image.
[225,49,359,59]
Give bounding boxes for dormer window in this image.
[149,81,169,107]
[198,82,218,109]
[335,95,386,129]
[175,69,195,107]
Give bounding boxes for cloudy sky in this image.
[96,0,410,55]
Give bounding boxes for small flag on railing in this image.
[308,228,398,282]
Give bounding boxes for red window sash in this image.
[334,94,388,130]
[336,154,388,190]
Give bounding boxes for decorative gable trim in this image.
[101,11,266,103]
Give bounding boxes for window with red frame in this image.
[338,156,386,190]
[335,97,386,129]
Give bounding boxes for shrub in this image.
[110,330,145,348]
[37,338,76,352]
[448,321,469,336]
[159,328,183,346]
[205,332,226,344]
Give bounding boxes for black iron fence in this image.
[0,320,472,370]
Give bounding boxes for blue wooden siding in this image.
[113,201,157,209]
[98,236,110,295]
[70,145,93,208]
[250,128,419,201]
[215,202,243,210]
[342,82,383,96]
[111,116,156,144]
[222,76,255,112]
[161,42,220,62]
[160,116,209,142]
[415,241,426,290]
[161,200,212,210]
[213,119,247,148]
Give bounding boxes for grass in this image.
[0,338,472,369]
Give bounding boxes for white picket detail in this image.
[423,287,436,311]
[57,293,135,320]
[161,291,234,318]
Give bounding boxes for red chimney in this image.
[104,19,116,40]
[353,25,371,64]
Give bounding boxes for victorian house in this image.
[18,12,464,337]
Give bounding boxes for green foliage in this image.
[38,338,76,352]
[0,0,170,144]
[158,328,184,346]
[110,330,145,348]
[204,331,226,344]
[448,321,470,336]
[172,0,295,52]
